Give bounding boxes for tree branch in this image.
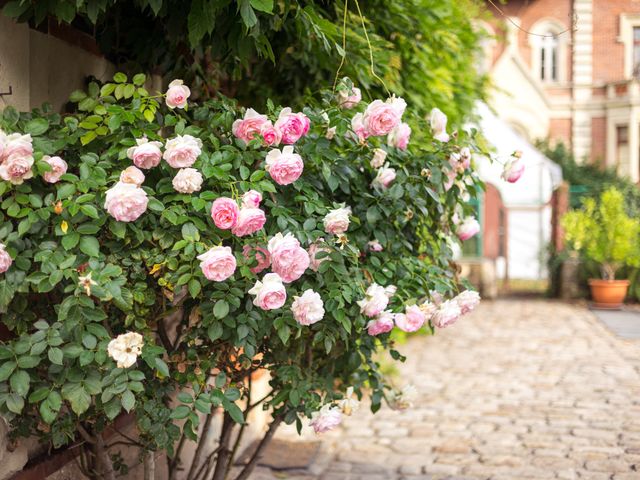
[211,412,235,480]
[233,415,283,480]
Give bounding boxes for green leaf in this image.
[132,73,147,86]
[213,300,229,319]
[62,232,80,250]
[223,398,245,424]
[63,384,91,415]
[24,118,49,136]
[188,279,201,298]
[188,0,217,47]
[17,355,40,368]
[82,333,97,349]
[29,387,50,403]
[239,0,258,28]
[250,0,273,13]
[80,204,99,219]
[6,393,24,414]
[148,0,162,15]
[79,236,100,257]
[155,358,170,377]
[40,400,57,424]
[170,405,191,419]
[207,323,223,341]
[10,370,30,396]
[121,390,135,412]
[2,1,31,18]
[113,72,128,83]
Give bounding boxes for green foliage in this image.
[0,73,483,457]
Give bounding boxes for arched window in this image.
[539,34,559,82]
[530,20,567,84]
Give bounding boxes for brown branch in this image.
[193,446,222,480]
[232,415,284,480]
[211,412,235,480]
[186,410,214,480]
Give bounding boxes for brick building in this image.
[484,0,640,182]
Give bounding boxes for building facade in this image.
[485,0,640,182]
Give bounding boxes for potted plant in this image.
[562,187,640,308]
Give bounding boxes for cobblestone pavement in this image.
[252,299,640,480]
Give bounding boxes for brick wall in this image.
[591,116,607,164]
[549,118,573,147]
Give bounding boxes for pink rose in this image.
[0,153,34,185]
[265,146,304,185]
[291,289,324,326]
[308,239,330,272]
[454,290,480,314]
[197,246,236,282]
[248,273,287,310]
[163,134,202,168]
[337,87,362,109]
[0,244,12,274]
[430,108,449,142]
[165,79,191,109]
[42,155,67,184]
[259,122,282,146]
[366,311,395,336]
[268,232,310,283]
[323,207,351,235]
[459,147,472,170]
[456,216,480,241]
[388,122,411,150]
[310,405,342,434]
[211,197,239,230]
[368,240,383,252]
[444,168,457,191]
[429,290,444,306]
[362,97,405,137]
[502,153,525,183]
[325,126,336,140]
[274,108,310,144]
[432,299,461,328]
[357,283,390,318]
[104,182,148,222]
[242,245,271,274]
[351,113,369,142]
[120,166,145,186]
[231,208,266,237]
[420,302,438,320]
[394,305,426,333]
[172,168,203,193]
[2,133,33,161]
[372,165,396,189]
[370,148,387,168]
[232,109,271,144]
[242,190,262,208]
[127,137,163,169]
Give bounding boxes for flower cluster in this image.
[0,131,34,184]
[232,107,310,146]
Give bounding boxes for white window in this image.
[618,14,640,79]
[539,34,559,82]
[530,20,567,84]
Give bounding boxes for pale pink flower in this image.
[454,290,481,314]
[2,133,33,161]
[325,126,337,140]
[268,232,310,283]
[388,122,411,150]
[0,243,12,274]
[172,168,203,193]
[163,135,202,168]
[232,109,271,144]
[42,155,67,184]
[323,207,351,235]
[165,79,191,109]
[456,216,480,241]
[308,239,330,272]
[127,137,163,169]
[430,108,449,142]
[368,240,383,252]
[0,153,33,185]
[337,87,361,109]
[107,332,143,369]
[242,190,262,208]
[351,113,369,142]
[420,302,438,321]
[357,283,389,318]
[104,182,148,222]
[242,245,271,274]
[310,404,342,434]
[394,305,426,333]
[265,146,304,185]
[502,153,525,183]
[274,108,310,144]
[370,148,387,168]
[198,246,236,282]
[432,299,462,328]
[362,99,404,137]
[444,168,457,191]
[338,387,360,416]
[211,197,239,230]
[231,208,266,237]
[291,289,324,326]
[429,290,444,306]
[372,164,396,189]
[366,310,395,336]
[120,166,145,186]
[248,273,287,310]
[460,147,472,170]
[259,122,282,146]
[384,285,397,298]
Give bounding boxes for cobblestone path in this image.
[253,299,640,480]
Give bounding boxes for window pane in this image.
[634,26,640,41]
[551,45,558,81]
[540,47,546,80]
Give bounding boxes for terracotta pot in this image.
[588,279,630,309]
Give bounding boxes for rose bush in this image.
[0,73,486,479]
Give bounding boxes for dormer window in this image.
[530,20,567,84]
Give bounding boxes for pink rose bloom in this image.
[0,154,34,185]
[432,299,462,328]
[372,164,396,189]
[0,244,12,274]
[242,190,262,208]
[172,168,203,193]
[459,147,472,170]
[388,122,411,150]
[456,216,480,241]
[444,168,457,192]
[242,245,271,274]
[502,154,525,183]
[362,97,405,137]
[104,182,148,222]
[308,239,330,271]
[259,122,282,146]
[165,79,191,109]
[357,283,389,318]
[127,137,163,169]
[420,301,438,320]
[120,166,145,186]
[268,232,310,283]
[211,197,240,230]
[351,113,369,142]
[291,289,324,326]
[3,133,33,161]
[232,108,271,144]
[429,290,444,306]
[42,155,67,184]
[370,148,387,168]
[248,273,287,310]
[384,285,397,298]
[323,207,351,235]
[231,207,266,237]
[395,305,426,333]
[454,290,481,314]
[366,310,395,336]
[197,246,236,282]
[310,405,342,434]
[265,146,304,185]
[368,240,383,252]
[337,87,362,109]
[163,134,202,168]
[430,108,449,142]
[274,108,310,144]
